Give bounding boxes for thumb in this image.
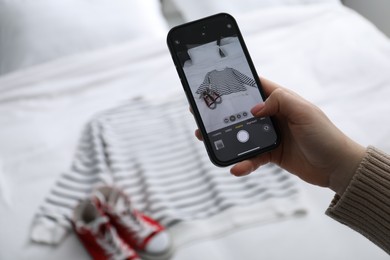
[252,87,323,128]
[251,88,294,118]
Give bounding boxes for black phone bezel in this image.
[167,13,280,167]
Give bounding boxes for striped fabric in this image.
[31,96,305,245]
[195,67,257,97]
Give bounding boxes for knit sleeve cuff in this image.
[30,217,68,245]
[326,146,390,254]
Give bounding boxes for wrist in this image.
[328,139,366,195]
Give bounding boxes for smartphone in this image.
[167,13,279,167]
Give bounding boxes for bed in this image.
[0,1,389,259]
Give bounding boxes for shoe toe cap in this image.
[145,231,171,254]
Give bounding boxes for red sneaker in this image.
[206,87,222,104]
[93,186,172,259]
[72,199,140,260]
[201,90,217,109]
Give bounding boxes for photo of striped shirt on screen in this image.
[196,67,257,98]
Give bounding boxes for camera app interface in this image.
[172,16,278,162]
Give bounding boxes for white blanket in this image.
[0,3,389,259]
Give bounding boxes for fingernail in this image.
[231,171,247,177]
[230,167,251,177]
[250,103,265,116]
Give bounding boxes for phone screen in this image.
[168,14,279,166]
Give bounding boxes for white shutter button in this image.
[237,130,249,143]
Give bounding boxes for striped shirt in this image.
[196,67,257,97]
[31,96,305,245]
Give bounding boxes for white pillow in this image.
[220,40,241,57]
[187,41,221,64]
[220,37,237,45]
[171,0,340,21]
[0,0,168,75]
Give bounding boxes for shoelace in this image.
[104,190,156,245]
[89,216,135,260]
[117,209,156,245]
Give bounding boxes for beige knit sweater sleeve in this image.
[326,146,390,254]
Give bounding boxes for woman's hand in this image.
[195,78,365,195]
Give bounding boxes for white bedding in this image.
[0,0,167,75]
[0,3,390,259]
